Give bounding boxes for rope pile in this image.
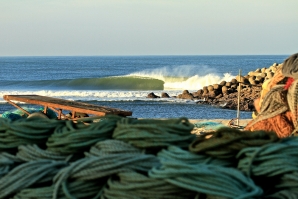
[113,117,195,149]
[0,116,298,198]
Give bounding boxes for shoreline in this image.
[189,118,251,126]
[0,113,251,126]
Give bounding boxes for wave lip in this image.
[0,76,165,91]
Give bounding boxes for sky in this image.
[0,0,297,56]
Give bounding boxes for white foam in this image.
[0,90,184,103]
[128,65,235,90]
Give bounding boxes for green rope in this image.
[264,189,298,199]
[189,127,279,161]
[237,137,298,177]
[0,159,67,199]
[85,139,143,157]
[16,144,72,162]
[46,116,122,154]
[113,117,195,149]
[2,117,298,198]
[0,152,22,177]
[275,172,298,190]
[0,117,64,150]
[237,137,298,197]
[50,139,160,199]
[12,180,103,199]
[158,145,233,167]
[101,170,196,199]
[149,147,263,199]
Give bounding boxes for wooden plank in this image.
[3,95,132,117]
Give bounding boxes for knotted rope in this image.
[287,79,298,134]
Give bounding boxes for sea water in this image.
[0,55,289,119]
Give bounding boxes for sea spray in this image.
[164,73,234,90]
[129,65,235,90]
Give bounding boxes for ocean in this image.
[0,55,289,119]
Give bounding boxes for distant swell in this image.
[0,76,165,91]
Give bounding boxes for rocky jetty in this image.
[147,63,282,111]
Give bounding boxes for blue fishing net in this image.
[1,107,57,121]
[193,121,225,131]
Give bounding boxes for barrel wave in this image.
[65,76,165,90]
[1,76,165,91]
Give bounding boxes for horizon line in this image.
[0,54,290,57]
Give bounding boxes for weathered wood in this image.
[3,95,132,119]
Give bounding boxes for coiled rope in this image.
[0,159,67,199]
[13,180,102,199]
[101,170,196,199]
[0,117,64,150]
[16,144,72,162]
[0,152,22,177]
[1,116,298,198]
[46,116,122,154]
[149,145,263,199]
[113,117,195,149]
[189,127,280,161]
[88,141,195,198]
[237,136,298,197]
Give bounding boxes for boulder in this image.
[222,86,229,95]
[147,92,160,98]
[178,90,194,99]
[230,78,238,84]
[261,67,267,73]
[207,85,214,91]
[219,81,226,86]
[213,84,222,90]
[161,92,170,98]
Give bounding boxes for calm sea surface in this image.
[0,55,289,119]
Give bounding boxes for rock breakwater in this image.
[147,63,282,111]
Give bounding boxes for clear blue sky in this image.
[1,0,297,56]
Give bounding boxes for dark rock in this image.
[213,84,222,90]
[197,89,203,95]
[231,78,238,84]
[202,90,209,97]
[147,92,160,98]
[207,85,214,91]
[216,93,223,99]
[225,82,232,87]
[230,85,237,90]
[222,86,229,94]
[208,90,217,98]
[177,90,194,100]
[219,81,226,86]
[183,90,190,94]
[161,92,170,98]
